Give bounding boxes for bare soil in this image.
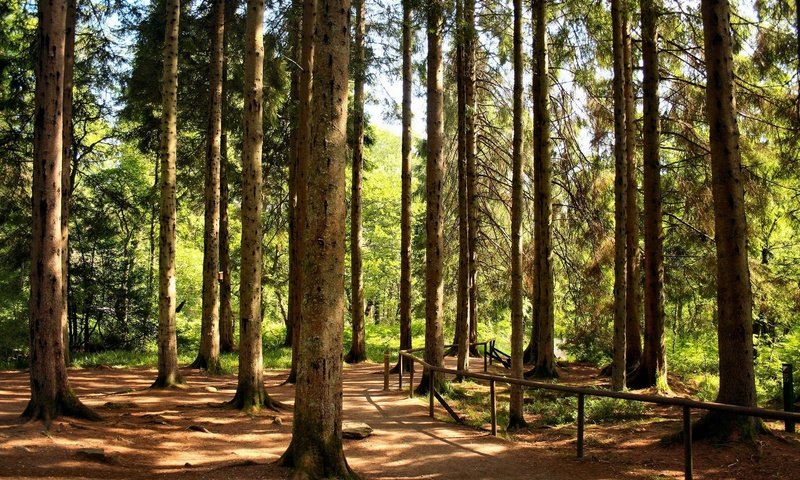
[0,358,797,479]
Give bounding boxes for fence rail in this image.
[385,343,800,480]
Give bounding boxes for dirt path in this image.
[0,358,797,479]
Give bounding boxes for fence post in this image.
[683,406,693,480]
[429,372,435,417]
[483,343,488,372]
[783,363,795,433]
[490,379,497,436]
[399,354,403,390]
[577,393,585,458]
[409,364,415,398]
[384,351,390,391]
[489,340,494,367]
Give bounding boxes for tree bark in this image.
[695,0,759,441]
[454,0,470,376]
[530,0,557,379]
[286,0,316,385]
[23,0,99,424]
[278,0,355,475]
[286,1,301,351]
[192,0,224,373]
[508,0,527,429]
[218,0,234,354]
[416,0,446,395]
[611,0,628,392]
[153,0,184,388]
[392,0,414,374]
[630,0,667,391]
[345,0,367,364]
[623,4,642,371]
[228,0,278,410]
[465,0,479,356]
[61,0,76,365]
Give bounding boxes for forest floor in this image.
[0,358,798,479]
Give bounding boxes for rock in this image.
[13,446,32,453]
[75,448,121,464]
[342,422,373,439]
[186,425,211,433]
[204,386,218,393]
[272,416,283,426]
[104,401,137,409]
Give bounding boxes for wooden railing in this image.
[383,344,800,480]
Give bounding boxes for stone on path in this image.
[342,421,373,439]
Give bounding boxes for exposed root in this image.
[226,385,286,412]
[343,349,367,364]
[150,373,186,389]
[666,411,769,444]
[188,355,221,374]
[21,390,102,427]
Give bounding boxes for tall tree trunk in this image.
[286,0,316,385]
[508,0,527,429]
[228,0,278,410]
[454,0,470,376]
[391,0,414,374]
[218,0,234,354]
[278,0,354,475]
[345,0,367,364]
[286,1,300,351]
[153,0,184,388]
[611,0,628,392]
[695,0,759,441]
[531,0,556,379]
[465,0,479,356]
[61,0,76,365]
[192,0,224,372]
[623,5,642,371]
[23,0,98,423]
[630,0,667,391]
[416,0,446,395]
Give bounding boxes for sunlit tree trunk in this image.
[153,0,184,388]
[416,0,446,395]
[531,0,556,379]
[611,0,627,392]
[228,0,278,410]
[218,0,234,354]
[61,0,76,365]
[345,0,367,364]
[392,0,414,374]
[630,0,667,391]
[278,0,354,475]
[23,0,99,423]
[465,0,479,355]
[192,0,224,373]
[508,0,527,429]
[286,0,315,385]
[695,0,759,440]
[623,5,642,371]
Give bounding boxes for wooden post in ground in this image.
[490,379,497,436]
[383,351,390,391]
[577,393,585,458]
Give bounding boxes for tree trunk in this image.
[345,0,367,364]
[286,0,301,352]
[153,0,184,388]
[228,0,278,410]
[630,0,667,391]
[278,0,354,475]
[465,0,479,356]
[61,0,76,366]
[286,0,316,385]
[508,0,527,429]
[218,0,234,354]
[23,0,99,423]
[192,0,224,373]
[416,0,446,395]
[392,0,414,374]
[611,0,628,392]
[531,0,557,379]
[623,5,642,371]
[453,0,470,376]
[695,0,759,441]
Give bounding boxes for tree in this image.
[530,0,556,379]
[219,0,235,355]
[695,0,759,440]
[392,0,414,374]
[465,0,479,355]
[153,0,184,388]
[277,0,355,475]
[611,0,628,391]
[191,0,225,373]
[416,0,446,395]
[629,0,667,390]
[345,0,367,364]
[23,0,99,423]
[508,0,527,429]
[61,0,76,365]
[228,0,279,410]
